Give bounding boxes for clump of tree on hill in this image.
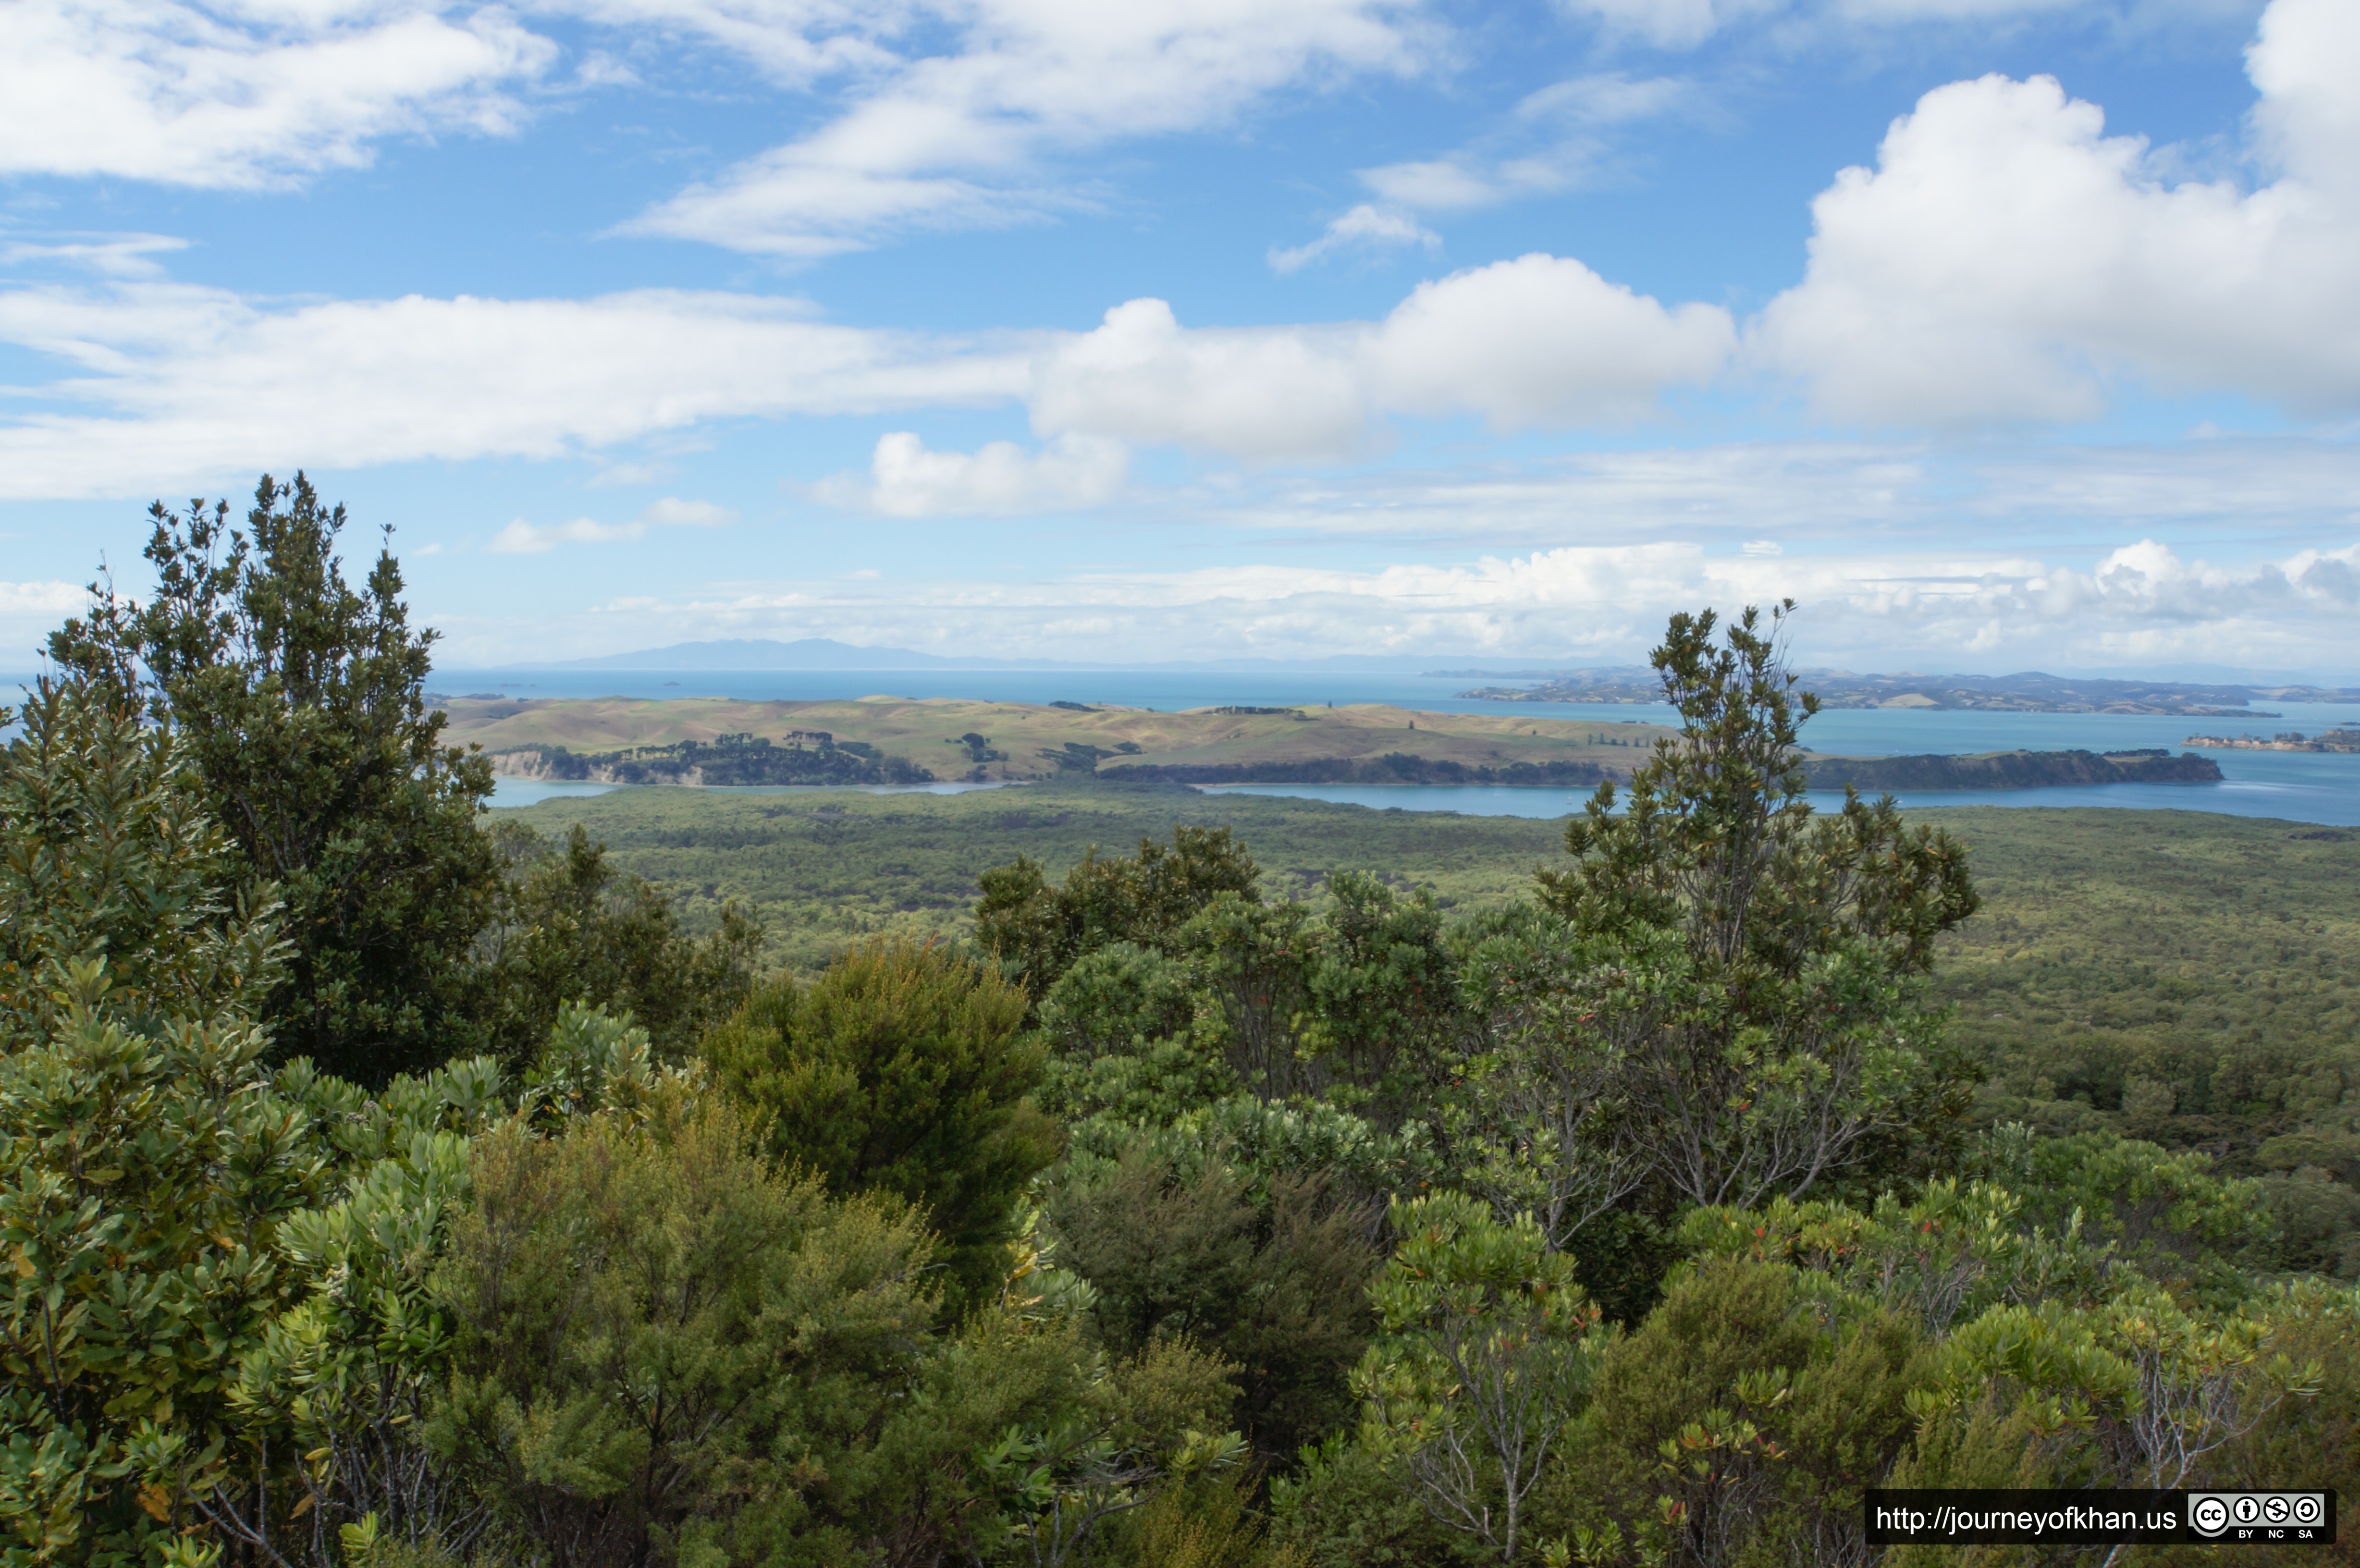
[5,483,2355,1568]
[505,733,935,787]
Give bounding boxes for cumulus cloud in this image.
[1757,0,2360,424]
[623,0,1426,255]
[1032,257,1734,461]
[0,0,555,187]
[812,431,1128,515]
[1268,205,1439,273]
[488,495,738,553]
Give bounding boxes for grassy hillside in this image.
[495,786,2360,1173]
[440,695,1673,783]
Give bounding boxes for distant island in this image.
[1450,667,2360,716]
[2184,729,2360,753]
[1802,748,2223,791]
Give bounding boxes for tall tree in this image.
[48,473,499,1082]
[1494,602,1980,1228]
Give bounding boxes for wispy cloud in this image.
[488,496,738,553]
[1268,205,1440,273]
[811,432,1129,516]
[620,0,1432,256]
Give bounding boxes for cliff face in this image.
[1801,749,2223,791]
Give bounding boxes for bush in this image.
[702,938,1058,1304]
[1046,1145,1380,1465]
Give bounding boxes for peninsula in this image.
[1801,748,2222,791]
[440,697,2225,795]
[2183,729,2360,753]
[438,696,1674,787]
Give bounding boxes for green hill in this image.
[440,694,1674,784]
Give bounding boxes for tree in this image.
[472,820,762,1066]
[975,826,1261,1001]
[1046,1145,1381,1465]
[1514,602,1980,1223]
[701,937,1060,1304]
[47,474,500,1083]
[0,680,504,1568]
[1356,1193,1605,1566]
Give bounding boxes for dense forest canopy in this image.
[4,482,2353,1568]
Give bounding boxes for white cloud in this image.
[0,253,1731,493]
[1027,299,1376,462]
[638,495,735,527]
[0,0,555,188]
[1268,205,1439,273]
[812,431,1128,515]
[0,233,192,279]
[1554,0,1780,50]
[1757,0,2360,424]
[1554,0,2114,51]
[0,253,1737,490]
[1357,72,1697,213]
[1371,253,1735,425]
[622,0,1428,255]
[0,580,87,616]
[487,494,739,552]
[0,282,1035,498]
[455,530,2360,672]
[1032,257,1734,460]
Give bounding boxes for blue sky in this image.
[1,0,2355,675]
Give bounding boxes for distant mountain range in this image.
[1450,668,2360,716]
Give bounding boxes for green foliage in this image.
[1965,1123,2278,1302]
[1044,1146,1380,1465]
[427,1091,938,1565]
[1559,1258,1922,1568]
[0,680,506,1568]
[46,475,500,1084]
[1089,1469,1308,1568]
[20,587,2360,1568]
[701,938,1059,1304]
[1521,603,1981,1220]
[1353,1193,1606,1565]
[974,825,1262,998]
[474,821,762,1066]
[430,1092,1242,1566]
[0,679,279,1039]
